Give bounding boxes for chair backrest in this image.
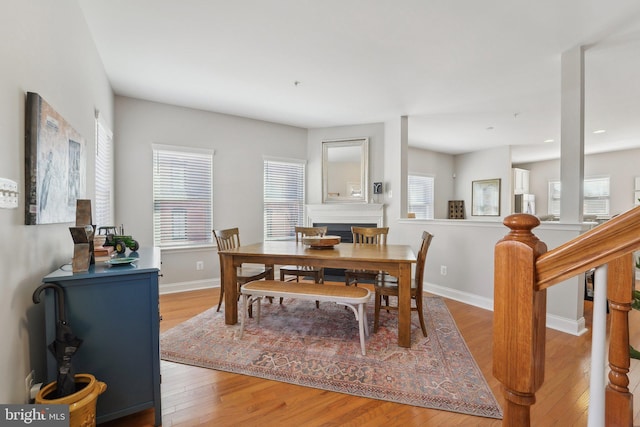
[294,226,327,242]
[351,226,389,245]
[213,227,241,250]
[414,231,434,292]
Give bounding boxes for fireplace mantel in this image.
[305,203,384,227]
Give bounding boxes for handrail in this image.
[493,206,640,426]
[535,206,640,290]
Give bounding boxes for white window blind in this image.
[548,177,610,217]
[408,174,435,219]
[264,158,305,241]
[94,113,113,228]
[152,145,213,247]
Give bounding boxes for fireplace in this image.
[313,222,377,242]
[305,203,384,228]
[306,203,384,280]
[313,222,377,280]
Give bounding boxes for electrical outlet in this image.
[25,370,35,403]
[196,261,204,271]
[440,265,447,276]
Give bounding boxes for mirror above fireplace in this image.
[322,137,369,203]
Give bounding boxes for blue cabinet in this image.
[42,248,161,426]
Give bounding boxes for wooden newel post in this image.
[493,214,548,426]
[605,254,633,426]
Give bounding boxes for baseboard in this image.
[547,313,587,336]
[423,282,494,311]
[160,278,219,295]
[424,281,587,336]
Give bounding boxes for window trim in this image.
[547,176,610,219]
[263,156,306,241]
[152,143,214,249]
[94,112,113,228]
[407,173,435,220]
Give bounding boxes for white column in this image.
[383,116,409,219]
[560,45,585,223]
[587,265,608,427]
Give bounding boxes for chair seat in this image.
[380,273,398,283]
[280,265,322,274]
[237,266,272,283]
[374,279,418,295]
[345,269,385,286]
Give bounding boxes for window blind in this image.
[152,145,213,247]
[264,159,305,241]
[408,174,434,219]
[547,177,610,217]
[94,113,113,228]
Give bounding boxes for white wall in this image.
[517,147,640,218]
[307,123,385,205]
[385,139,586,334]
[114,96,308,293]
[407,147,455,219]
[0,0,113,403]
[454,146,513,219]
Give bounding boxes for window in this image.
[94,113,113,228]
[152,144,213,247]
[548,176,610,218]
[264,158,305,241]
[408,174,434,219]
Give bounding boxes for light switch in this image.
[0,177,19,209]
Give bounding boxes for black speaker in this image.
[373,182,383,194]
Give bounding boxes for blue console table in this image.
[41,247,161,426]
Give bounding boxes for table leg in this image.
[397,263,412,347]
[221,254,238,325]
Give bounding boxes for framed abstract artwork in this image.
[472,178,501,216]
[25,92,86,225]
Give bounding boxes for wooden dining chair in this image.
[279,226,327,307]
[344,226,389,286]
[214,227,272,314]
[373,230,434,337]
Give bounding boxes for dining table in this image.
[218,241,417,348]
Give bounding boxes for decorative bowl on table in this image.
[302,235,341,249]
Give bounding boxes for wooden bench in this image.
[240,280,371,355]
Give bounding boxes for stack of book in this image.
[94,246,114,262]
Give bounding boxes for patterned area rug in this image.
[160,296,502,419]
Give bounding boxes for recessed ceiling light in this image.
[486,126,494,130]
[593,129,606,134]
[544,139,554,143]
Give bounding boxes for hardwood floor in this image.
[102,286,640,426]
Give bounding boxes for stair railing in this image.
[493,206,640,426]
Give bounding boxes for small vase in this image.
[35,374,106,427]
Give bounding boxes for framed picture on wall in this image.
[472,178,501,216]
[25,92,86,225]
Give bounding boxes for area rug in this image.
[160,296,502,419]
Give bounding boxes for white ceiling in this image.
[77,0,640,163]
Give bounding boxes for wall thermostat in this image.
[0,177,19,209]
[373,182,383,194]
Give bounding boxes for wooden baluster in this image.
[493,214,548,426]
[605,254,633,426]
